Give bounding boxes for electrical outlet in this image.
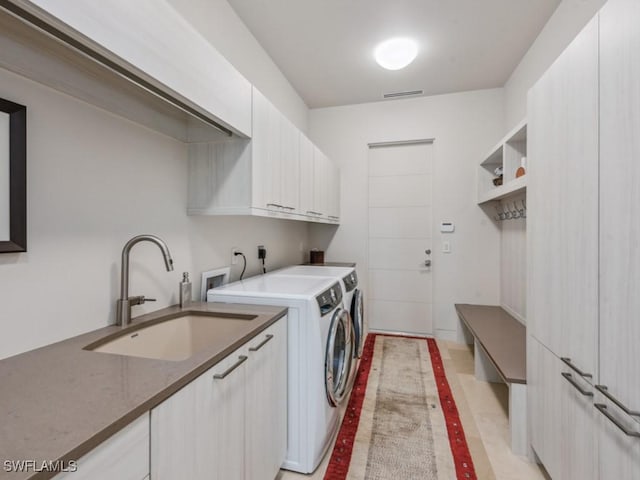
[258,245,266,259]
[231,247,240,265]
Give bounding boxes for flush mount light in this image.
[374,38,418,70]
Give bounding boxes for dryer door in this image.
[351,289,364,358]
[325,308,354,406]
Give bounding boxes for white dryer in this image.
[273,265,365,358]
[207,275,354,474]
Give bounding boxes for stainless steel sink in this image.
[86,313,257,361]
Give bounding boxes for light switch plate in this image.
[443,241,451,253]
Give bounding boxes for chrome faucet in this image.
[116,234,174,327]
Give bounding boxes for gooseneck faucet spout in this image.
[116,234,174,327]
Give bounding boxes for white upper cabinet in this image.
[188,88,339,224]
[312,147,330,219]
[299,134,316,216]
[252,89,300,213]
[327,158,341,222]
[300,144,340,224]
[15,0,252,136]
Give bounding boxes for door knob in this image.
[425,249,431,255]
[424,259,432,267]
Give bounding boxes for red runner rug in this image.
[324,333,477,480]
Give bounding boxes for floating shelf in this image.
[478,175,527,204]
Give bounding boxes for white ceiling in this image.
[227,0,561,108]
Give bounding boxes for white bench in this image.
[455,304,527,456]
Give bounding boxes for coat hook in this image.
[511,202,520,219]
[502,203,512,220]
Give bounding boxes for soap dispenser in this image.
[179,272,192,308]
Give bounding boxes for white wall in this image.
[308,89,504,340]
[167,0,309,133]
[0,0,314,360]
[504,0,607,127]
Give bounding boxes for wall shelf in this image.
[478,176,527,204]
[478,119,527,204]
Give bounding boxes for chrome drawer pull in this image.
[267,203,283,208]
[595,385,640,417]
[560,357,593,378]
[213,355,247,380]
[561,372,593,397]
[249,334,274,352]
[282,206,295,211]
[595,403,640,438]
[306,210,322,216]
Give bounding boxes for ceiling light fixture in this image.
[374,38,418,70]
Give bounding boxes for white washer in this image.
[274,265,365,358]
[207,274,354,474]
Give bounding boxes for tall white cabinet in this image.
[598,0,640,476]
[528,1,640,478]
[527,16,599,377]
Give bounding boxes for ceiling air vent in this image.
[382,89,424,99]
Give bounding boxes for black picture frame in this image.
[0,98,26,253]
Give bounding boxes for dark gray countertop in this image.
[0,302,287,480]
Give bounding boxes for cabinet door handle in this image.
[249,334,274,352]
[267,203,283,209]
[595,403,640,438]
[595,385,640,417]
[561,372,593,397]
[213,355,247,380]
[328,216,339,219]
[282,206,295,211]
[306,210,322,216]
[560,357,593,378]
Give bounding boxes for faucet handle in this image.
[129,295,156,306]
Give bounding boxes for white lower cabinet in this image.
[53,414,149,480]
[151,317,287,480]
[245,319,288,480]
[528,336,597,480]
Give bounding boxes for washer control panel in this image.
[342,271,358,292]
[316,282,343,316]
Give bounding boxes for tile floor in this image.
[278,339,550,480]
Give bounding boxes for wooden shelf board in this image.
[478,176,527,204]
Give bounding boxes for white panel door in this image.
[367,142,433,335]
[598,0,640,477]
